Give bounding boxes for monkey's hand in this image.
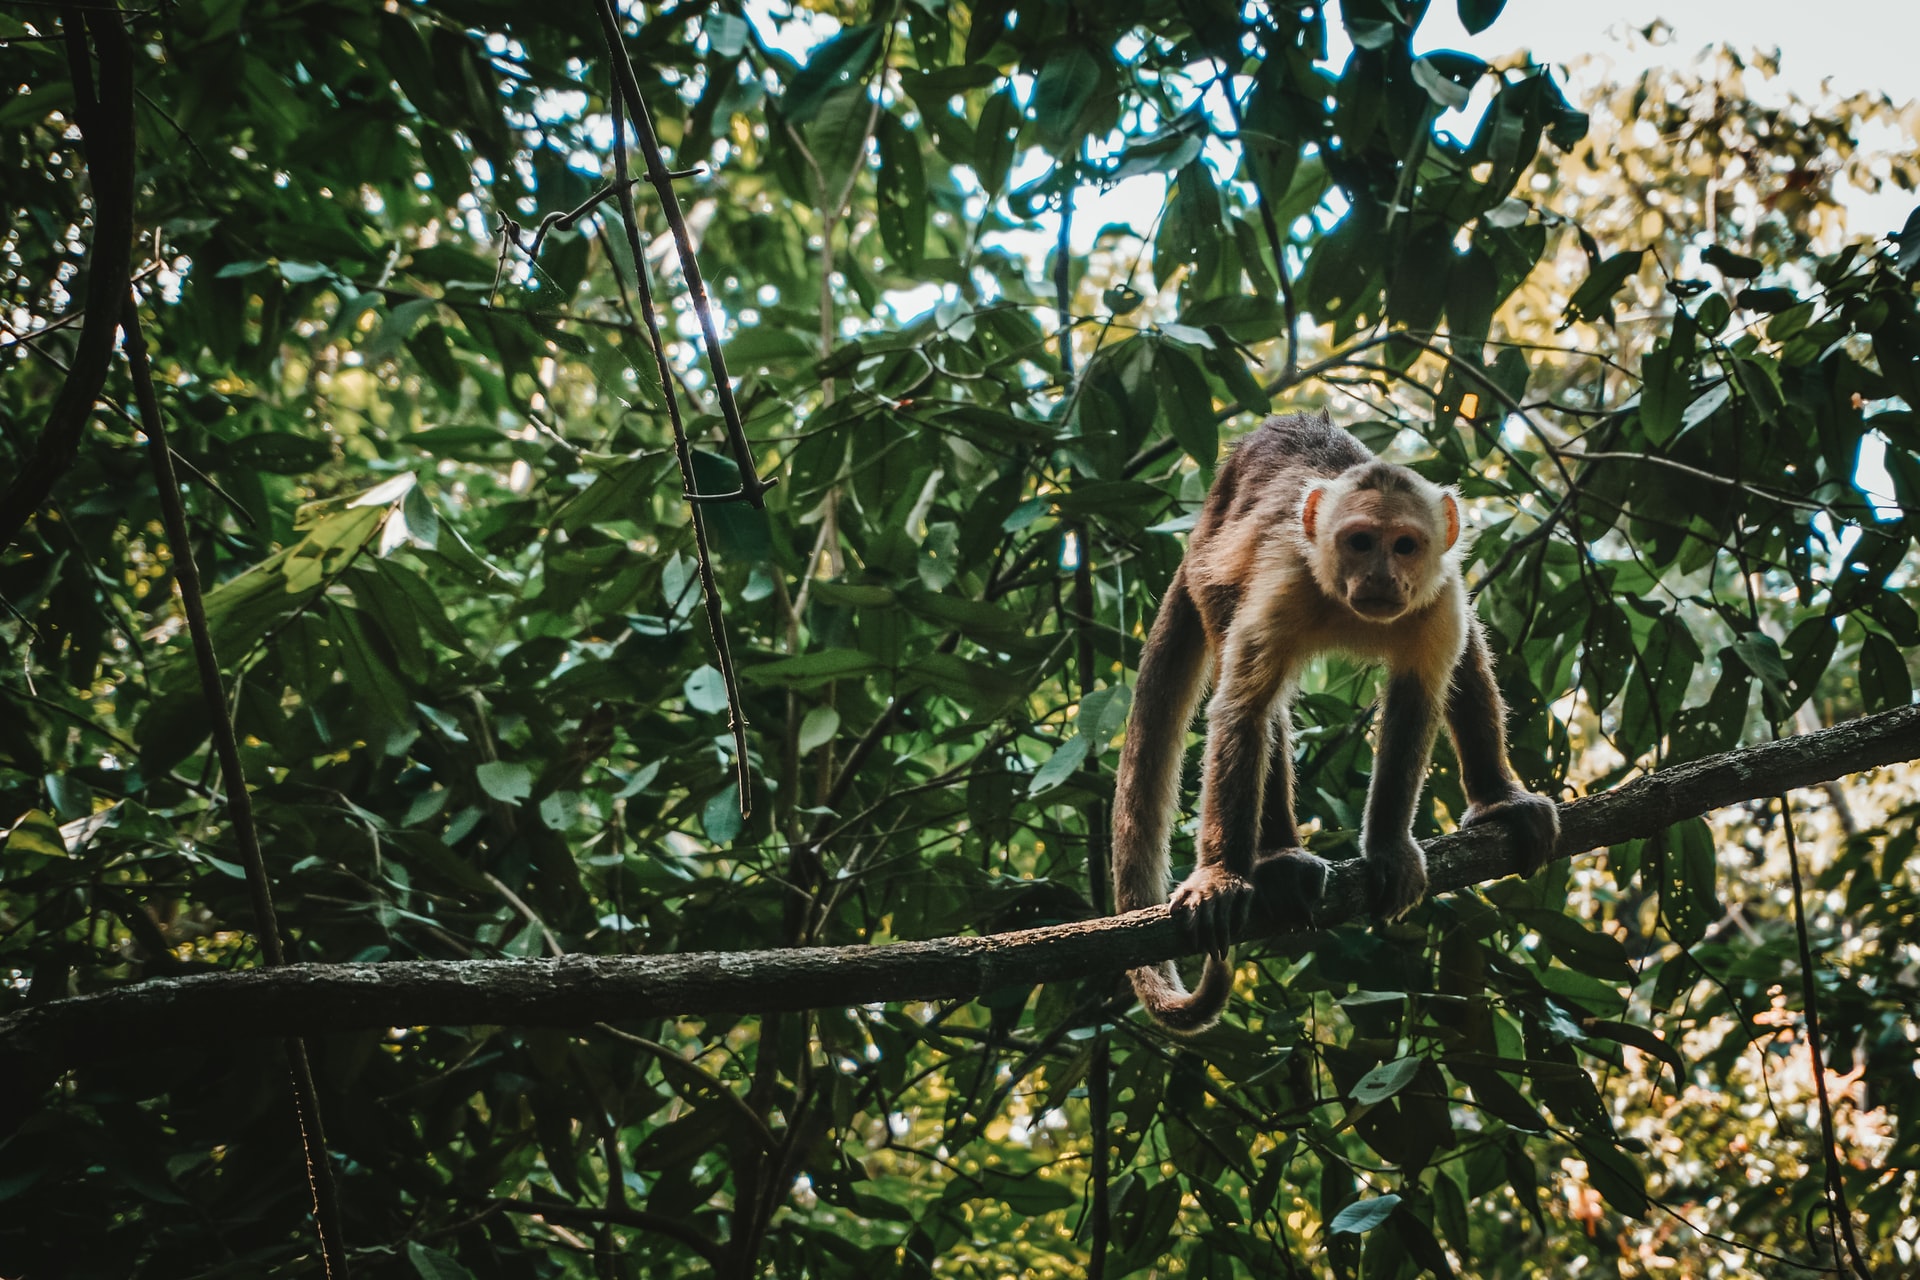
[1363,836,1429,921]
[1169,865,1256,961]
[1462,790,1561,879]
[1251,848,1331,929]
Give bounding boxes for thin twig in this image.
[1778,794,1873,1277]
[121,296,351,1277]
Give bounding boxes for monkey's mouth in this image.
[1349,595,1406,618]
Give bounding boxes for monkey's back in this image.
[1179,412,1369,635]
[1191,411,1367,545]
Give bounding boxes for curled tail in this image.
[1110,572,1229,1033]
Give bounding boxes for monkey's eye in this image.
[1347,533,1374,553]
[1393,536,1418,555]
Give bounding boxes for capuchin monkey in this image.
[1112,411,1560,1034]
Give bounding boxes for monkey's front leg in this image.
[1445,620,1561,877]
[1250,704,1331,927]
[1362,672,1443,920]
[1175,649,1286,958]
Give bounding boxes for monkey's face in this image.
[1306,487,1455,622]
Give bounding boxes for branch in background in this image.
[5,705,1915,1084]
[592,0,769,508]
[0,1,136,553]
[594,11,752,816]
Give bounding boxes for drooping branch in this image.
[3,705,1916,1088]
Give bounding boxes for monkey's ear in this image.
[1302,484,1327,538]
[1440,491,1461,550]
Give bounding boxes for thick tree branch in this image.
[3,705,1916,1089]
[0,2,136,553]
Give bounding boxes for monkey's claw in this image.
[1463,790,1561,879]
[1251,847,1331,928]
[1169,866,1255,959]
[1365,838,1429,922]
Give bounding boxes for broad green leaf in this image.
[1658,817,1722,947]
[1032,47,1100,154]
[1329,1193,1402,1234]
[1457,0,1508,34]
[1027,733,1089,796]
[1701,243,1762,278]
[706,11,748,58]
[782,23,883,125]
[1859,632,1913,713]
[798,706,840,756]
[684,665,729,715]
[407,1242,477,1280]
[974,88,1022,198]
[1350,1056,1422,1105]
[1156,344,1218,466]
[475,761,533,804]
[703,784,743,844]
[1563,249,1644,328]
[743,649,879,688]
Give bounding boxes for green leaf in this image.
[1859,632,1913,713]
[475,761,533,804]
[1350,1056,1422,1105]
[1735,286,1798,313]
[1,809,67,867]
[1329,1193,1402,1234]
[798,706,840,756]
[1077,685,1132,753]
[806,86,877,211]
[703,784,743,844]
[1570,1136,1648,1219]
[782,23,883,126]
[1032,47,1100,154]
[1027,733,1089,797]
[1658,817,1721,947]
[974,88,1022,199]
[225,431,333,475]
[743,649,879,689]
[407,1241,478,1280]
[1701,244,1762,279]
[684,665,729,715]
[1411,54,1483,111]
[1582,1020,1684,1076]
[1678,380,1731,435]
[690,450,773,561]
[1156,345,1218,466]
[706,12,748,58]
[1563,250,1644,328]
[1457,0,1508,34]
[1697,292,1731,335]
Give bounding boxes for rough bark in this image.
[3,704,1916,1084]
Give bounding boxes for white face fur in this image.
[1300,476,1461,621]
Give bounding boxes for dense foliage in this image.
[2,0,1917,1276]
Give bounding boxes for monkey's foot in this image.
[1251,847,1331,929]
[1463,790,1562,879]
[1364,838,1430,922]
[1169,865,1256,960]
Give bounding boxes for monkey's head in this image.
[1300,462,1461,621]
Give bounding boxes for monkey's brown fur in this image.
[1112,411,1559,1033]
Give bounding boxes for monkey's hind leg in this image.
[1462,792,1561,878]
[1249,704,1330,929]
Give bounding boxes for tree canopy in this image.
[2,1,1918,1277]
